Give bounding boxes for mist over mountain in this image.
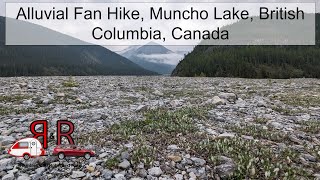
[121,42,184,75]
[0,17,157,76]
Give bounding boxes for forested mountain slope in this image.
[172,14,320,78]
[0,17,156,76]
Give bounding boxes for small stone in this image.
[7,169,18,175]
[121,151,130,160]
[90,101,97,106]
[99,152,108,158]
[50,162,60,167]
[17,174,30,180]
[35,167,45,175]
[174,174,184,180]
[86,165,95,173]
[100,114,108,120]
[299,114,311,121]
[206,96,226,105]
[56,93,65,97]
[0,136,15,146]
[75,98,83,103]
[136,105,148,112]
[313,173,320,179]
[167,155,182,162]
[301,153,317,162]
[22,99,32,105]
[118,160,131,169]
[218,92,237,102]
[71,171,86,179]
[189,172,197,179]
[268,121,283,130]
[148,167,163,177]
[19,82,27,88]
[2,173,14,180]
[42,99,50,104]
[214,163,236,178]
[114,173,125,179]
[289,135,303,144]
[124,142,134,149]
[170,99,183,107]
[242,135,254,140]
[191,157,206,166]
[102,169,113,179]
[167,145,179,150]
[0,158,13,171]
[206,128,218,136]
[218,133,235,139]
[135,168,147,178]
[14,127,28,133]
[153,90,163,96]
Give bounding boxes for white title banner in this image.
[5,2,316,45]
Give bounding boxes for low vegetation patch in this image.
[130,143,157,168]
[62,77,79,87]
[0,94,30,103]
[254,117,269,124]
[79,108,314,179]
[0,106,51,115]
[225,124,288,143]
[271,106,305,115]
[194,137,308,179]
[108,108,201,140]
[298,120,320,134]
[105,156,120,169]
[271,93,320,107]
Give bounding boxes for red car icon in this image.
[52,145,95,160]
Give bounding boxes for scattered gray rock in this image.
[301,153,317,162]
[191,157,206,166]
[35,167,45,175]
[17,174,31,180]
[99,152,109,159]
[148,167,163,177]
[206,96,226,105]
[70,171,86,179]
[0,136,15,146]
[218,92,237,102]
[0,158,13,171]
[135,105,148,112]
[102,169,113,179]
[137,169,147,178]
[167,145,179,151]
[0,77,319,179]
[218,133,235,139]
[114,173,126,179]
[2,173,14,180]
[118,160,131,169]
[214,163,236,178]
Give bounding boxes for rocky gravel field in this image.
[0,76,320,180]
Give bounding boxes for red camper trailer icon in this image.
[8,138,45,160]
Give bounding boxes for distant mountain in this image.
[135,42,173,55]
[172,14,320,79]
[0,16,157,76]
[120,42,183,75]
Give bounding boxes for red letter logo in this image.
[57,120,75,145]
[30,120,48,149]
